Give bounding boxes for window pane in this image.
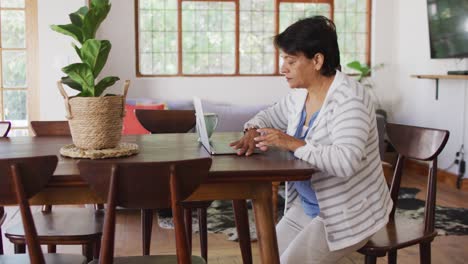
[334,0,369,72]
[2,51,27,88]
[4,90,27,126]
[279,3,330,32]
[138,0,178,75]
[239,0,275,74]
[1,10,26,48]
[182,1,235,74]
[0,0,24,8]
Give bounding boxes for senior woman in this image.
[230,16,392,263]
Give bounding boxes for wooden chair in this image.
[0,155,87,263]
[30,121,71,136]
[78,158,212,264]
[4,121,104,262]
[358,123,449,264]
[137,109,255,263]
[31,120,104,212]
[136,109,213,259]
[0,121,10,255]
[0,121,11,137]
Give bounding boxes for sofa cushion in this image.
[123,103,165,135]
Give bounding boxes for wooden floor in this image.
[1,165,468,263]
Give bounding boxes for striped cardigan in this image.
[244,71,392,251]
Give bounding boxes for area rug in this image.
[158,187,468,241]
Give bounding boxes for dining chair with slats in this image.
[0,155,87,264]
[4,121,104,262]
[135,109,214,259]
[358,123,450,264]
[78,158,212,264]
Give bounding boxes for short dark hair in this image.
[274,16,340,76]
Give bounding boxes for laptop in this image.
[193,96,244,155]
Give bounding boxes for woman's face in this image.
[280,52,320,89]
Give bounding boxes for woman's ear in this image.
[313,53,325,71]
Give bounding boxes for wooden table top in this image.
[0,132,315,185]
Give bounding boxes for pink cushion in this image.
[122,104,165,135]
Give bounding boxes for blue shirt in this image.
[292,107,320,218]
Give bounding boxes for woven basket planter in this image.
[57,80,130,150]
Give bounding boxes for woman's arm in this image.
[294,96,372,178]
[243,93,293,131]
[230,93,295,155]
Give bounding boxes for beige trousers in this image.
[276,199,368,264]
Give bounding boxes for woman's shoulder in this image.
[331,72,372,105]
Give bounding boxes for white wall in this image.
[37,0,468,175]
[387,0,468,175]
[38,0,87,120]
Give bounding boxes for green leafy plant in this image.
[51,0,119,97]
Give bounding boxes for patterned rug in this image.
[158,187,468,241]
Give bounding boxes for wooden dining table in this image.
[0,132,315,264]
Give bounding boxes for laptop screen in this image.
[193,97,213,152]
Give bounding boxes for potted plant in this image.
[347,61,387,159]
[51,0,129,150]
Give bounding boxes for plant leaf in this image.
[80,39,111,77]
[72,43,82,60]
[69,6,89,27]
[82,2,111,41]
[95,76,120,96]
[346,61,363,72]
[91,0,110,8]
[50,24,84,44]
[61,76,83,92]
[62,63,95,96]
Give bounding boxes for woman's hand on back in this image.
[230,129,266,156]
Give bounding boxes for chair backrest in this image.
[386,123,449,235]
[78,158,212,264]
[0,121,11,137]
[135,109,196,134]
[0,155,58,264]
[30,121,71,136]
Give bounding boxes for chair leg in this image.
[420,242,431,264]
[232,200,253,264]
[94,204,104,210]
[198,207,208,261]
[14,243,26,254]
[42,205,52,213]
[94,239,101,259]
[184,208,192,256]
[388,250,397,264]
[82,243,93,262]
[141,209,153,255]
[365,255,377,264]
[47,244,57,253]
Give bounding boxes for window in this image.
[136,0,371,76]
[0,0,37,136]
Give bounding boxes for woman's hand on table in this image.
[254,128,306,152]
[230,129,265,156]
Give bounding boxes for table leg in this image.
[232,199,253,264]
[252,183,280,264]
